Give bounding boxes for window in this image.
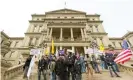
[93,18,95,20]
[90,25,93,32]
[64,16,67,18]
[95,26,99,32]
[71,17,74,18]
[100,38,104,45]
[57,17,60,18]
[39,25,42,32]
[34,26,37,32]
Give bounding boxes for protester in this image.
[38,55,48,80]
[100,54,105,70]
[23,55,33,79]
[91,54,101,74]
[74,56,82,80]
[80,54,86,73]
[49,55,56,80]
[105,52,120,77]
[113,53,120,72]
[85,54,93,76]
[55,53,68,80]
[67,52,76,80]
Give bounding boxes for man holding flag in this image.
[114,39,133,64]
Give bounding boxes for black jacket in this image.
[23,58,31,70]
[38,59,48,70]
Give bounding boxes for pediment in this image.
[46,8,86,14]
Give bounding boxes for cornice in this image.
[122,31,133,38]
[24,32,41,35]
[86,14,100,17]
[10,37,24,40]
[109,37,123,40]
[1,31,10,39]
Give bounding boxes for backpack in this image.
[49,61,56,72]
[55,57,67,75]
[105,53,114,66]
[68,55,75,66]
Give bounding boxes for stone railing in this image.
[3,63,24,80]
[118,64,133,76]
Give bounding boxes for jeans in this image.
[50,72,56,80]
[108,65,120,77]
[112,62,120,72]
[81,62,86,73]
[75,74,82,80]
[38,69,47,80]
[93,62,100,73]
[100,61,105,69]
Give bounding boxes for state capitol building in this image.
[1,8,133,65]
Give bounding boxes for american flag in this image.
[114,40,133,64]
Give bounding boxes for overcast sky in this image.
[0,0,133,37]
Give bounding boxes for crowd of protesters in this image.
[23,47,121,80]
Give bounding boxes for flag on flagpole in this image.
[100,43,104,51]
[51,39,54,54]
[27,55,35,79]
[114,40,133,64]
[45,47,49,55]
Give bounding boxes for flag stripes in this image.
[114,49,132,63]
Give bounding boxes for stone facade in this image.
[1,8,133,62]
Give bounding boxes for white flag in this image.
[27,55,35,79]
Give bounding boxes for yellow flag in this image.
[51,39,54,54]
[100,44,104,51]
[45,47,49,55]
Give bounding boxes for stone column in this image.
[56,46,58,54]
[102,36,110,47]
[80,28,85,41]
[23,36,28,46]
[29,25,35,32]
[27,24,32,32]
[84,46,87,54]
[10,41,16,48]
[60,46,62,50]
[70,28,74,41]
[50,28,53,40]
[25,37,30,46]
[72,46,75,53]
[92,25,97,32]
[99,24,105,32]
[96,38,101,46]
[35,25,40,32]
[60,28,63,41]
[47,28,50,38]
[84,28,87,39]
[32,38,36,45]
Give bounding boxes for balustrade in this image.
[3,63,24,80]
[118,64,133,76]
